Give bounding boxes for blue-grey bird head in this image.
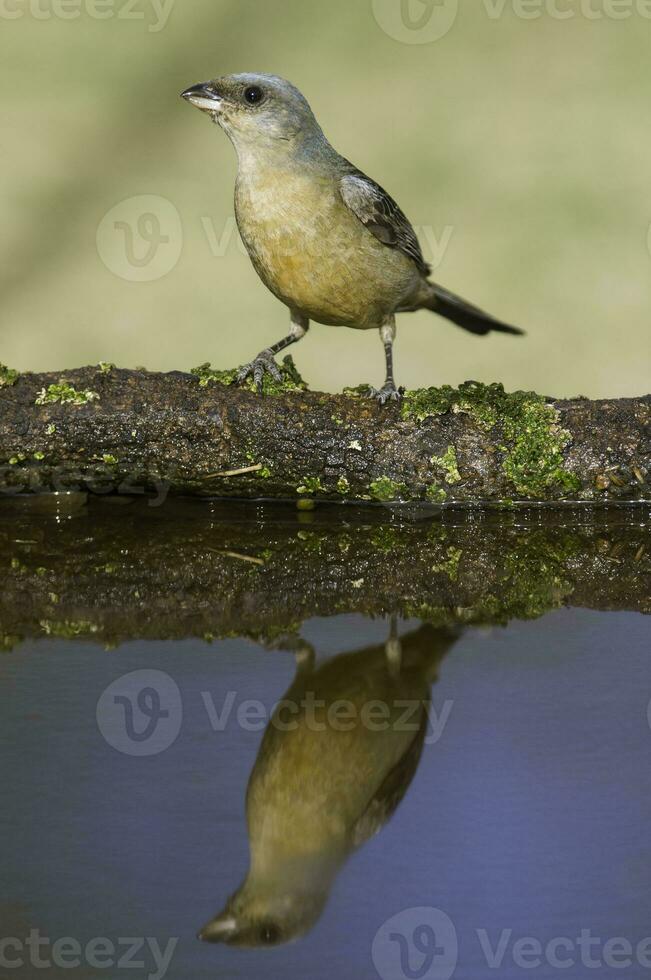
[181,73,326,156]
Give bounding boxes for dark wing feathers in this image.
[339,168,431,276]
[351,705,428,847]
[339,166,525,337]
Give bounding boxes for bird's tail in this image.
[422,282,524,337]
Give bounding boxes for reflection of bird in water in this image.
[198,621,459,947]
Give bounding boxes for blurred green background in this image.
[2,0,650,397]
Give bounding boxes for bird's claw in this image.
[367,383,404,405]
[236,350,283,392]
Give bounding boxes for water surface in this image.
[1,499,649,979]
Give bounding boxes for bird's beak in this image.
[197,915,238,944]
[181,81,223,115]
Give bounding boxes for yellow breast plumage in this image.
[235,168,418,328]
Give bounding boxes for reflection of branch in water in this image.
[205,547,266,566]
[198,623,459,947]
[0,498,651,649]
[0,499,648,651]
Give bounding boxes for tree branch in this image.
[0,361,648,504]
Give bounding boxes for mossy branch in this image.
[0,360,648,504]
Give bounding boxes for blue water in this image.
[1,608,650,980]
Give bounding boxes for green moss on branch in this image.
[402,381,581,498]
[191,354,307,395]
[0,364,646,505]
[0,364,19,387]
[35,383,99,406]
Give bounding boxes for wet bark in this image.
[0,365,649,504]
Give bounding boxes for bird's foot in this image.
[367,382,404,405]
[236,350,282,392]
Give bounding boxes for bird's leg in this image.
[237,312,309,392]
[368,316,404,405]
[385,615,403,678]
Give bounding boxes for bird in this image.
[197,622,458,947]
[181,73,523,404]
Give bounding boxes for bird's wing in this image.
[351,706,429,848]
[339,170,431,276]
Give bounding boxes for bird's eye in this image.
[259,923,280,944]
[244,85,264,106]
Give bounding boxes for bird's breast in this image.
[234,169,416,327]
